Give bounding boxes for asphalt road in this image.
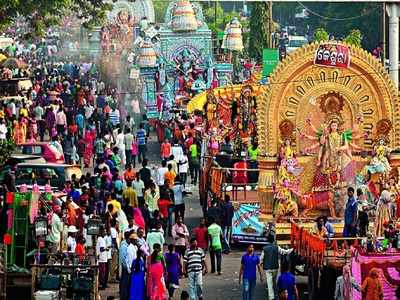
[100,135,309,300]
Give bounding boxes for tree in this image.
[0,0,112,36]
[248,2,271,62]
[314,28,329,42]
[153,0,170,23]
[301,2,381,50]
[344,29,362,47]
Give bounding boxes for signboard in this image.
[314,43,350,68]
[262,49,279,78]
[215,63,233,73]
[232,204,268,244]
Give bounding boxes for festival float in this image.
[199,40,399,246]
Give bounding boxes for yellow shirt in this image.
[123,187,138,207]
[19,108,28,118]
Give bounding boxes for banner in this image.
[262,49,279,78]
[314,43,350,68]
[232,204,267,243]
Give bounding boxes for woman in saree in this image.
[83,126,96,167]
[130,249,146,300]
[147,243,168,300]
[13,118,27,144]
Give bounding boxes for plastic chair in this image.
[232,161,248,201]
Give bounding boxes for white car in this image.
[286,36,308,54]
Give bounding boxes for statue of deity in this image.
[175,48,194,83]
[367,138,392,177]
[300,93,363,189]
[274,120,302,220]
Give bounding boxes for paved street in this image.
[100,182,267,300]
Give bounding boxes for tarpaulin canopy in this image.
[186,72,264,113]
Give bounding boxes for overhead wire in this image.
[296,2,380,21]
[111,66,400,96]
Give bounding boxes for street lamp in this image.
[34,217,48,238]
[87,217,102,236]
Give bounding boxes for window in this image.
[288,39,307,48]
[22,145,42,155]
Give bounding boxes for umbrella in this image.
[1,57,27,69]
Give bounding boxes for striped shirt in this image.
[184,248,205,273]
[109,109,120,126]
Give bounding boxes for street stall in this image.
[2,191,101,299]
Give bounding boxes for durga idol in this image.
[300,92,364,217]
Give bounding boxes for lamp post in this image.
[34,216,48,264]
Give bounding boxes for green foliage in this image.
[302,2,381,50]
[248,2,270,62]
[0,0,112,36]
[0,139,15,167]
[344,29,362,47]
[201,2,249,54]
[314,28,329,42]
[153,0,170,23]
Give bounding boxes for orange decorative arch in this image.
[257,41,399,157]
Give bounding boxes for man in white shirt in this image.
[133,174,145,204]
[126,233,138,274]
[46,205,64,253]
[96,228,109,289]
[115,128,126,167]
[171,142,184,163]
[156,160,168,186]
[67,225,78,254]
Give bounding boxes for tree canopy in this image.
[0,0,112,36]
[248,2,271,62]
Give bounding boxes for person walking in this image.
[119,231,130,300]
[183,238,207,300]
[239,244,263,300]
[136,123,147,163]
[334,265,360,300]
[207,216,223,275]
[172,176,186,220]
[260,234,293,300]
[221,195,234,253]
[189,139,200,184]
[361,268,383,300]
[146,223,165,254]
[193,218,208,252]
[172,216,189,257]
[124,128,134,168]
[129,249,146,300]
[277,262,299,300]
[96,227,109,290]
[147,243,168,300]
[165,244,182,300]
[343,187,358,237]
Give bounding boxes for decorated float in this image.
[202,41,400,244]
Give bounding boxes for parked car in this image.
[16,142,65,163]
[10,154,46,164]
[286,36,308,54]
[0,163,81,191]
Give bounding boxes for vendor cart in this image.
[32,263,99,300]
